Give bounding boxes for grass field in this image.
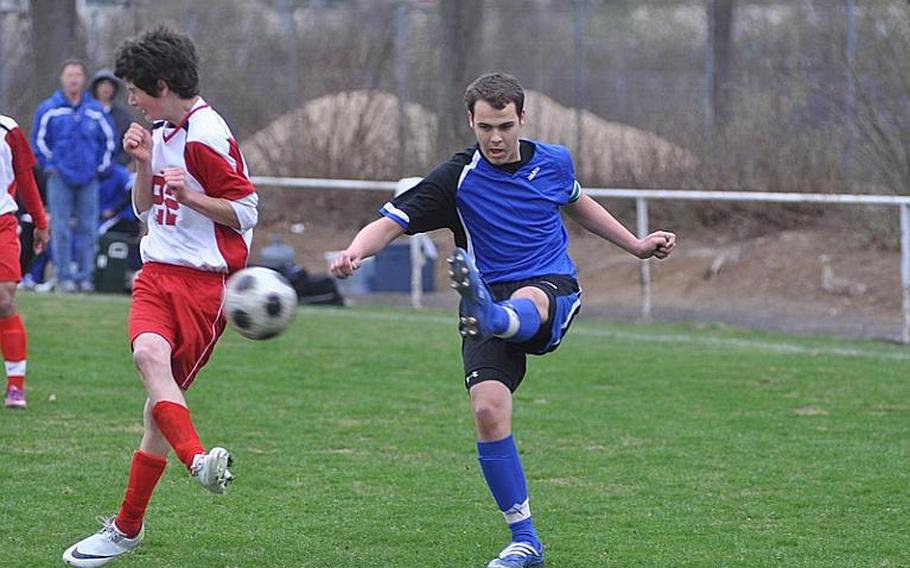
[1,292,908,567]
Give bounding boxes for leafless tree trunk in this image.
[436,0,482,158]
[708,0,735,129]
[30,0,84,108]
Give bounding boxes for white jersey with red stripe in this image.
[139,97,258,273]
[0,115,26,217]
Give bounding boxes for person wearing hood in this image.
[91,69,133,167]
[31,59,115,293]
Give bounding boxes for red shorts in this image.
[0,214,22,282]
[129,262,228,390]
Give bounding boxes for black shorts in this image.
[462,274,581,392]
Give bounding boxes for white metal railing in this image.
[250,176,910,344]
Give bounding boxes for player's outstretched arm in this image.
[566,194,676,259]
[331,217,404,279]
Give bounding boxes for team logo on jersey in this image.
[527,166,540,181]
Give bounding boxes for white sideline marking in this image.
[300,307,910,363]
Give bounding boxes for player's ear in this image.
[518,109,526,126]
[467,110,474,128]
[156,79,169,97]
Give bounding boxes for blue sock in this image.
[498,298,541,343]
[477,435,539,546]
[487,302,512,335]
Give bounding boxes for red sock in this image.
[151,400,206,470]
[115,450,167,538]
[0,314,26,391]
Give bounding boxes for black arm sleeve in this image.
[383,147,474,235]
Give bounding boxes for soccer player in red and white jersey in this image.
[63,27,258,567]
[0,115,50,409]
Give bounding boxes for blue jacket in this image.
[98,164,137,224]
[31,90,115,187]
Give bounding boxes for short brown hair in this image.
[114,26,199,98]
[59,58,86,75]
[464,73,525,116]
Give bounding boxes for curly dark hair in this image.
[114,26,199,98]
[463,73,525,116]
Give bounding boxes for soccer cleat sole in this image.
[198,448,234,494]
[447,251,472,292]
[448,249,496,339]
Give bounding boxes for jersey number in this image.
[152,175,179,226]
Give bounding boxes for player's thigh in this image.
[0,215,22,286]
[463,336,527,393]
[169,274,227,390]
[129,270,178,350]
[519,276,581,355]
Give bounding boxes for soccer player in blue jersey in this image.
[331,72,676,568]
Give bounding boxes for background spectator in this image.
[90,69,133,167]
[31,59,114,293]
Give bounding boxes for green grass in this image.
[1,293,909,567]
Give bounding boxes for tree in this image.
[30,0,85,109]
[436,0,482,157]
[707,0,735,129]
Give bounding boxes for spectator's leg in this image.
[73,179,100,290]
[18,219,34,276]
[29,251,48,284]
[46,173,75,288]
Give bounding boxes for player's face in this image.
[469,100,524,165]
[59,64,85,97]
[125,82,164,121]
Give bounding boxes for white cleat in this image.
[191,447,234,494]
[62,517,143,567]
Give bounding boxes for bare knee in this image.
[133,343,165,371]
[470,382,513,441]
[473,399,503,426]
[511,286,549,323]
[0,300,15,318]
[0,285,17,318]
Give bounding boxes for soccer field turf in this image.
[1,293,908,567]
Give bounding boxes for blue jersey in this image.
[381,140,582,284]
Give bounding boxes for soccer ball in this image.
[224,267,298,340]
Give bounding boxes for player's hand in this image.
[163,167,192,204]
[330,251,361,279]
[636,231,676,260]
[123,122,152,163]
[33,227,50,255]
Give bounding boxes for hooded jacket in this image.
[31,89,115,186]
[90,69,134,166]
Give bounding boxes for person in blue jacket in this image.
[32,59,115,293]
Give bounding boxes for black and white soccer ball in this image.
[225,267,298,340]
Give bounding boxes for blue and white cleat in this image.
[487,541,545,568]
[447,247,498,339]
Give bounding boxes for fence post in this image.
[636,197,652,321]
[901,203,909,344]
